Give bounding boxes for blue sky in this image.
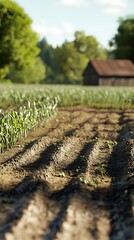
[14,0,134,48]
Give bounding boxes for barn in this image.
[83,59,134,86]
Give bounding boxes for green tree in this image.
[109,15,134,62]
[8,58,46,84]
[37,32,107,84]
[0,0,39,79]
[38,38,55,82]
[54,42,88,84]
[74,31,107,60]
[38,38,54,66]
[53,32,107,84]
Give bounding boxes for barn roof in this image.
[90,59,134,76]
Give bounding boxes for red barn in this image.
[83,59,134,86]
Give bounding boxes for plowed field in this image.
[0,106,134,240]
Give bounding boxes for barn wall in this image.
[99,77,134,86]
[83,61,134,86]
[84,75,99,85]
[83,63,99,85]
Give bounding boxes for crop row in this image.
[0,98,57,153]
[0,84,134,152]
[0,85,134,109]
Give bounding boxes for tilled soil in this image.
[0,106,134,240]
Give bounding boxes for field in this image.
[0,85,134,240]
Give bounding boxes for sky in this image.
[14,0,134,48]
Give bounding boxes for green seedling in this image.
[75,166,81,173]
[99,168,106,175]
[106,140,117,152]
[2,196,9,203]
[97,138,117,153]
[92,178,99,186]
[79,176,100,188]
[79,176,90,185]
[95,163,107,176]
[53,141,58,146]
[58,172,65,177]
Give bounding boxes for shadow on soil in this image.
[105,120,134,240]
[43,121,134,240]
[0,113,134,239]
[0,176,40,238]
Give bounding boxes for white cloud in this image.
[32,21,75,46]
[58,0,90,7]
[96,0,127,8]
[33,23,60,37]
[57,0,128,13]
[104,7,122,15]
[95,0,128,15]
[61,22,75,35]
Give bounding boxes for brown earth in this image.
[0,106,134,240]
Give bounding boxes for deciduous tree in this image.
[0,0,39,79]
[9,58,46,83]
[109,15,134,62]
[74,31,107,60]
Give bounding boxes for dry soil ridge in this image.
[0,106,133,240]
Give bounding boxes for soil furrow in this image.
[0,179,40,239]
[0,107,134,240]
[2,185,60,240]
[106,124,134,240]
[54,190,111,240]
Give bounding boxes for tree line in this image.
[0,0,134,84]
